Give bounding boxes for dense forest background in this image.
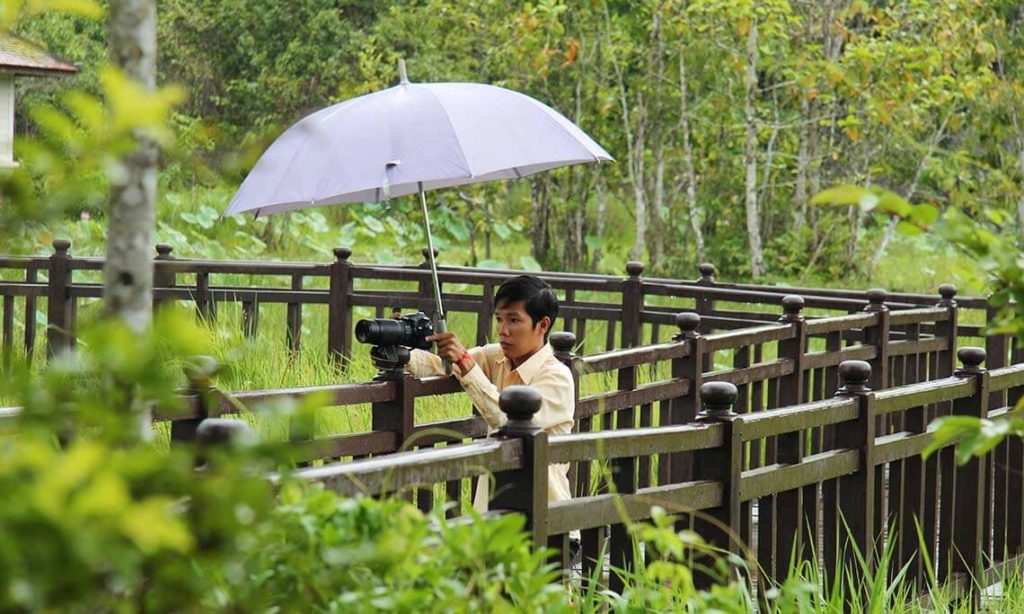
[10,0,1024,284]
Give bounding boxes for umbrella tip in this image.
[398,58,409,85]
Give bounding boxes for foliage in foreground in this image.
[5,310,1024,611]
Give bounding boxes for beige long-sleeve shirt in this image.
[408,342,575,512]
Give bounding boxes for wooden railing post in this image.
[696,263,716,318]
[924,284,959,567]
[862,288,889,534]
[492,386,549,550]
[172,355,217,446]
[46,238,72,358]
[774,295,811,581]
[670,313,703,484]
[153,244,175,311]
[549,332,578,567]
[621,261,644,349]
[692,381,743,590]
[662,312,701,486]
[947,347,989,605]
[328,247,353,366]
[195,417,255,469]
[824,360,876,599]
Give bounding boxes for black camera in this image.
[355,311,434,371]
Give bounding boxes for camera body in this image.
[355,311,434,371]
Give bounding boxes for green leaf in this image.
[584,234,605,250]
[810,184,871,207]
[895,220,924,235]
[519,255,542,271]
[493,223,512,240]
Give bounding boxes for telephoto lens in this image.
[354,312,434,350]
[355,318,406,346]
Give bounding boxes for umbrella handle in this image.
[436,316,453,376]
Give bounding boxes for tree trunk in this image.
[105,0,158,332]
[648,7,666,271]
[592,178,607,272]
[794,95,811,230]
[530,178,550,265]
[1017,145,1024,247]
[679,48,706,263]
[743,20,764,278]
[603,0,647,263]
[105,0,158,440]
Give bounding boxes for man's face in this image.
[495,300,549,363]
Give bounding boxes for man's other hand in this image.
[426,332,476,376]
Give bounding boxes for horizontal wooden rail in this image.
[740,397,858,441]
[703,324,794,353]
[804,312,877,335]
[547,480,722,534]
[580,340,690,373]
[740,449,860,502]
[874,431,932,465]
[292,438,522,497]
[989,363,1024,393]
[576,379,691,419]
[704,358,793,386]
[889,307,949,326]
[873,378,973,416]
[548,422,722,464]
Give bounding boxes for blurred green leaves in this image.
[0,64,183,232]
[811,184,940,234]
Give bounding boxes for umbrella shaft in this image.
[419,187,446,326]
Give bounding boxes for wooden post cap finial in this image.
[626,261,645,277]
[333,247,352,261]
[675,312,701,335]
[837,360,872,393]
[957,347,986,372]
[549,331,576,354]
[867,288,887,305]
[499,385,543,423]
[52,238,71,253]
[184,355,219,390]
[781,295,805,321]
[700,381,737,415]
[196,418,255,449]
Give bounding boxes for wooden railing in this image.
[0,240,1009,363]
[2,242,1021,604]
[263,350,1024,607]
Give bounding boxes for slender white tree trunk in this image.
[794,95,811,230]
[592,178,607,272]
[106,0,158,440]
[679,49,705,263]
[105,0,157,332]
[743,21,764,277]
[1017,146,1024,246]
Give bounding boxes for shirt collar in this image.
[502,342,553,384]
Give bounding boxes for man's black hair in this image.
[494,275,559,339]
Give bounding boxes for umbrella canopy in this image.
[225,79,612,216]
[225,65,611,370]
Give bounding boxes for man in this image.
[406,275,577,546]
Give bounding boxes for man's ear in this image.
[537,316,552,335]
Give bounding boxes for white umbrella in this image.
[225,60,612,350]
